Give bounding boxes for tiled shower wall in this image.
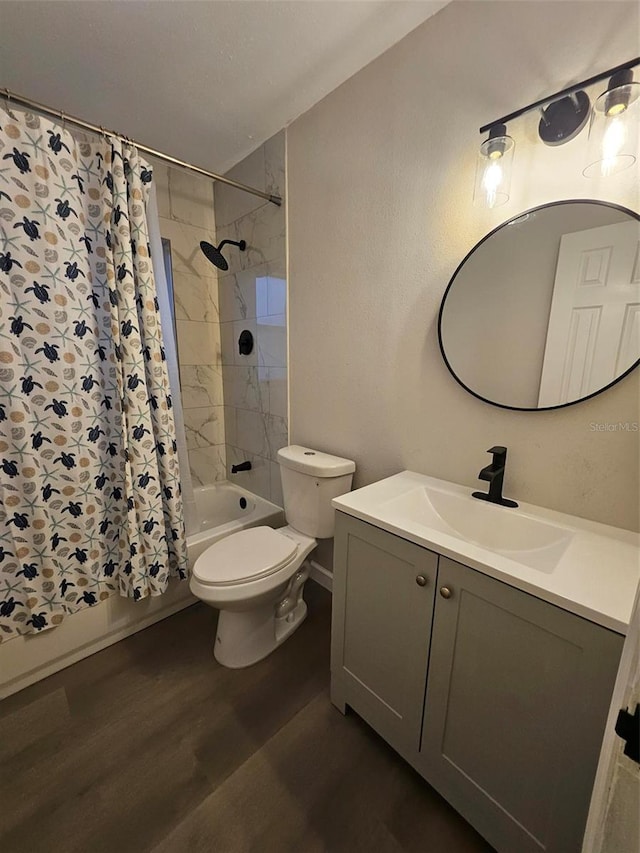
[214,131,288,504]
[149,158,226,486]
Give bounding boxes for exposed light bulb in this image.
[601,116,627,176]
[482,161,504,208]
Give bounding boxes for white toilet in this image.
[190,445,355,668]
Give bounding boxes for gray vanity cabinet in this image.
[330,514,437,763]
[419,556,623,853]
[331,513,624,853]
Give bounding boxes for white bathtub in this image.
[187,483,285,566]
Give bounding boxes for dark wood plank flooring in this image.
[0,583,493,853]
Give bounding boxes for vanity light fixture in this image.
[475,57,639,206]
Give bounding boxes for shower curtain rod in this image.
[2,87,283,207]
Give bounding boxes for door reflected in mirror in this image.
[438,201,640,410]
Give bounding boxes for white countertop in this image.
[333,471,640,634]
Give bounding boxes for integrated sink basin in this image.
[332,470,640,633]
[381,484,574,573]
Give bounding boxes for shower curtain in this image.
[0,105,188,639]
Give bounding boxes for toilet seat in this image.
[193,526,298,586]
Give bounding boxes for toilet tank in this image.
[277,445,355,538]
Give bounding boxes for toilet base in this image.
[213,576,308,668]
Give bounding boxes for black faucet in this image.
[231,461,252,474]
[472,446,518,508]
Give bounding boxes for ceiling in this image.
[1,1,447,174]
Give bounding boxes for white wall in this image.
[288,0,640,537]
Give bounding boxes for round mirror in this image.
[438,200,640,411]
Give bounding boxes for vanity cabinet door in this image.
[419,556,623,853]
[331,513,437,762]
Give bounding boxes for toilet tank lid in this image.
[277,445,355,477]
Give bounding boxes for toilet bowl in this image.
[191,525,316,667]
[190,445,355,668]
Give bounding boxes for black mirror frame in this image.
[437,199,640,412]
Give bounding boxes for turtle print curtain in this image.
[0,105,188,639]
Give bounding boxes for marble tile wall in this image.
[149,157,226,486]
[214,131,287,504]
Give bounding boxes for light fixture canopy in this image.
[538,91,590,146]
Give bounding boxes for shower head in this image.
[199,238,246,271]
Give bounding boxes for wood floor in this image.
[0,583,494,853]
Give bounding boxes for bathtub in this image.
[187,483,285,567]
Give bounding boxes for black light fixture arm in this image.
[479,56,640,134]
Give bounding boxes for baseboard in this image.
[309,560,333,593]
[1,591,197,699]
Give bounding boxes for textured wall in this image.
[288,0,640,533]
[215,131,288,503]
[150,159,226,486]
